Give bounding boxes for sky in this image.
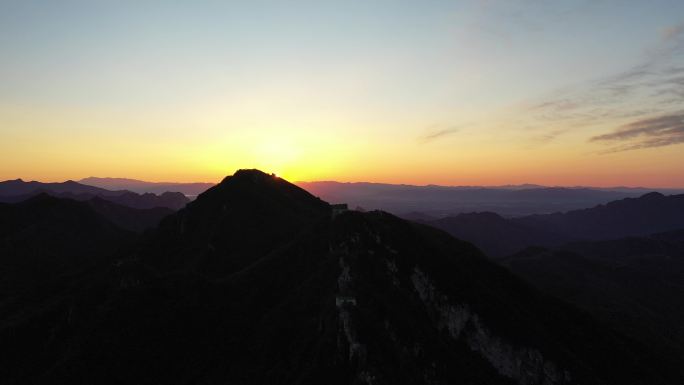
[1,0,683,187]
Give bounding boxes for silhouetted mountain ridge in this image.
[428,191,684,257]
[0,170,677,384]
[80,176,214,196]
[0,178,189,210]
[516,192,684,240]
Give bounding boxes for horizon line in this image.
[5,175,684,191]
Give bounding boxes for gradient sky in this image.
[1,0,683,186]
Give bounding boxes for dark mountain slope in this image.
[0,194,134,294]
[0,179,190,210]
[0,171,677,384]
[502,230,684,371]
[87,197,173,233]
[0,195,140,384]
[429,212,568,257]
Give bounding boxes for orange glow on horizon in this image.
[2,2,684,190]
[1,98,683,188]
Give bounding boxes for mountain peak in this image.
[234,168,273,177]
[199,169,328,212]
[222,169,277,184]
[640,191,665,200]
[141,170,330,276]
[206,169,324,209]
[23,192,57,203]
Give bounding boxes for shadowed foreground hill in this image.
[0,194,134,294]
[502,230,684,373]
[87,197,174,233]
[0,170,679,384]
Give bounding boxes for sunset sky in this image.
[1,0,683,187]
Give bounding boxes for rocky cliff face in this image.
[322,209,671,384]
[411,268,571,385]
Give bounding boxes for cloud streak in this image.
[590,112,684,152]
[525,20,684,143]
[420,125,462,142]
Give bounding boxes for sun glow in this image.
[254,139,299,176]
[1,1,683,187]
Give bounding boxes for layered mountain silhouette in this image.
[428,212,567,258]
[0,169,679,384]
[502,230,684,372]
[87,197,175,233]
[80,176,214,196]
[428,192,684,257]
[516,192,684,240]
[424,193,684,374]
[298,181,666,217]
[0,194,134,295]
[0,178,190,210]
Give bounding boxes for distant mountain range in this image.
[299,180,684,217]
[80,177,215,196]
[0,178,190,210]
[427,192,684,257]
[1,169,678,384]
[75,177,684,216]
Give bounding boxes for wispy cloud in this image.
[590,112,684,152]
[525,20,684,143]
[420,124,462,142]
